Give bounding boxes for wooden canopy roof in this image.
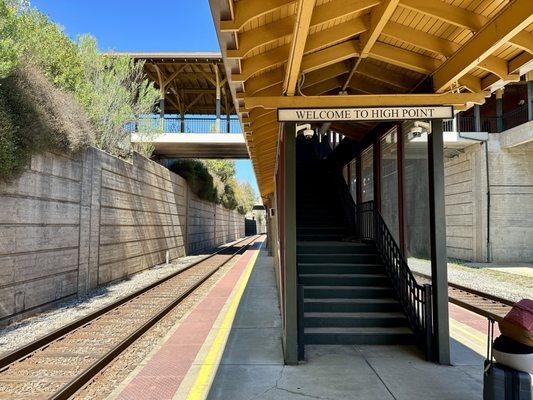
[209,0,533,198]
[123,52,234,115]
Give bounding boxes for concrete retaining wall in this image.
[0,147,245,322]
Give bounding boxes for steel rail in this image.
[49,235,261,400]
[0,236,258,373]
[412,271,514,321]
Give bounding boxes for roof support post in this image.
[373,137,381,212]
[496,89,504,133]
[396,123,406,256]
[427,120,451,365]
[528,72,533,122]
[282,122,298,365]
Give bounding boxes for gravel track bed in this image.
[73,250,245,400]
[0,253,209,356]
[409,258,532,302]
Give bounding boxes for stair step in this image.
[304,312,408,327]
[298,253,380,263]
[304,298,401,312]
[298,234,346,241]
[304,327,415,345]
[298,263,385,274]
[303,285,393,299]
[299,274,389,286]
[297,241,375,254]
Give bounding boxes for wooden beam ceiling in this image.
[432,0,533,92]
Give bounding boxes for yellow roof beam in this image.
[301,40,360,73]
[228,0,378,58]
[369,42,481,92]
[220,0,295,32]
[347,76,400,94]
[478,56,520,82]
[301,77,344,95]
[399,0,533,53]
[381,21,459,57]
[369,42,439,74]
[303,62,351,88]
[342,0,399,90]
[284,0,316,96]
[432,0,533,92]
[244,92,489,109]
[360,0,398,59]
[356,61,415,90]
[509,52,533,74]
[237,17,367,81]
[245,69,285,96]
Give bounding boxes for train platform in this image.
[112,240,489,400]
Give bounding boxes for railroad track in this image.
[0,235,260,400]
[413,271,515,322]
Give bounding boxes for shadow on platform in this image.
[207,249,484,400]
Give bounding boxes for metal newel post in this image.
[427,120,451,365]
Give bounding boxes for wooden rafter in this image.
[236,17,367,82]
[432,0,533,92]
[342,0,399,90]
[399,0,533,54]
[227,0,378,58]
[284,0,316,96]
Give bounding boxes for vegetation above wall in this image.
[0,0,158,180]
[168,159,257,214]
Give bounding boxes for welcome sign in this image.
[277,106,454,122]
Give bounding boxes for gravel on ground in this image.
[0,253,212,356]
[409,257,533,303]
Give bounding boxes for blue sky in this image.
[31,0,259,198]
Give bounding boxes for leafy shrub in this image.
[168,160,219,203]
[168,159,257,214]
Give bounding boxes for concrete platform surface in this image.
[207,249,484,400]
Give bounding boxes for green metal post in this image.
[428,120,451,365]
[283,122,298,365]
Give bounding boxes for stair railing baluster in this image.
[354,200,434,361]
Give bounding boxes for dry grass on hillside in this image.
[0,63,94,179]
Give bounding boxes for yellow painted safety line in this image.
[450,318,487,357]
[186,240,263,400]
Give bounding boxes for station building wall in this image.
[401,122,533,263]
[0,147,245,323]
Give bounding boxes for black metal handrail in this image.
[356,201,433,360]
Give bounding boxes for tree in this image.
[0,1,19,78]
[203,160,236,183]
[235,181,257,214]
[76,36,159,157]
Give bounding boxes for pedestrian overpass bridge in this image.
[114,52,250,159]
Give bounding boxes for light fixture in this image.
[408,121,431,138]
[296,123,315,139]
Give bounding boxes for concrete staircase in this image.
[296,137,414,346]
[298,242,414,345]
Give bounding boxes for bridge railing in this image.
[127,115,242,134]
